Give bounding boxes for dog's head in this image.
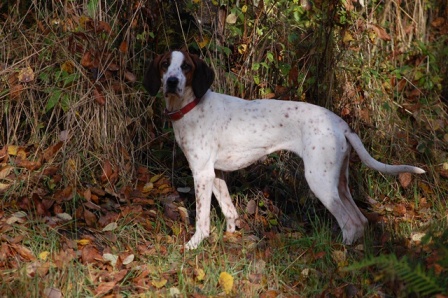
[143,51,215,99]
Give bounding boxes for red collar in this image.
[165,97,201,121]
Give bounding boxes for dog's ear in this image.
[143,55,163,96]
[190,54,215,99]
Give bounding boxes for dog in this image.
[143,50,425,250]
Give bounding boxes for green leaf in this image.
[46,89,62,112]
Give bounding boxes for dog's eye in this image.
[161,61,169,70]
[181,62,191,71]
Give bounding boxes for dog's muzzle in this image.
[166,76,179,94]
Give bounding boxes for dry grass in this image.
[0,0,447,297]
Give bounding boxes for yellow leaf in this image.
[7,145,19,156]
[61,60,74,74]
[195,268,206,281]
[343,31,354,44]
[151,278,167,289]
[39,251,50,261]
[238,44,247,54]
[150,173,163,183]
[77,239,91,246]
[219,272,234,294]
[0,182,11,192]
[18,67,35,83]
[142,182,154,193]
[67,158,77,171]
[242,5,248,13]
[197,36,210,49]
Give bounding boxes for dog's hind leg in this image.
[303,155,365,244]
[213,170,239,233]
[337,151,368,228]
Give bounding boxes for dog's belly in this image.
[214,149,269,171]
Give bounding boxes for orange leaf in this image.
[84,209,97,226]
[94,281,116,296]
[100,160,114,183]
[393,203,407,216]
[54,185,73,201]
[43,141,64,162]
[9,84,24,101]
[15,158,42,171]
[81,245,102,264]
[367,24,391,41]
[124,70,137,83]
[398,172,412,189]
[96,21,111,33]
[11,244,36,261]
[81,51,94,68]
[119,41,128,54]
[93,87,106,106]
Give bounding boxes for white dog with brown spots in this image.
[143,50,425,250]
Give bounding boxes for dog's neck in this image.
[164,87,197,112]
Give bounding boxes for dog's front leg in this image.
[185,170,215,250]
[213,170,238,233]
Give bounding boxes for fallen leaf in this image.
[219,272,234,294]
[39,251,50,261]
[393,203,407,216]
[102,222,118,232]
[56,213,72,221]
[93,87,106,106]
[43,287,63,298]
[246,199,257,215]
[119,41,128,53]
[81,245,102,264]
[100,160,114,183]
[178,206,190,224]
[122,254,134,265]
[18,66,35,82]
[94,281,116,296]
[11,244,36,261]
[194,268,206,281]
[15,158,42,171]
[43,141,64,162]
[81,51,94,68]
[84,209,97,226]
[332,249,347,267]
[103,253,118,266]
[61,60,74,74]
[152,278,167,289]
[9,84,24,100]
[0,165,13,179]
[398,172,412,188]
[77,239,91,247]
[124,70,136,82]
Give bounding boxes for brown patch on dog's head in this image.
[189,53,215,99]
[143,51,171,96]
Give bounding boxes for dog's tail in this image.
[345,131,425,175]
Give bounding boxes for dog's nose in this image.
[166,76,179,92]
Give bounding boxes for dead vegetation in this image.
[0,0,447,297]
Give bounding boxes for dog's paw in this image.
[184,232,207,250]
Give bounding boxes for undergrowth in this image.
[0,0,447,297]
